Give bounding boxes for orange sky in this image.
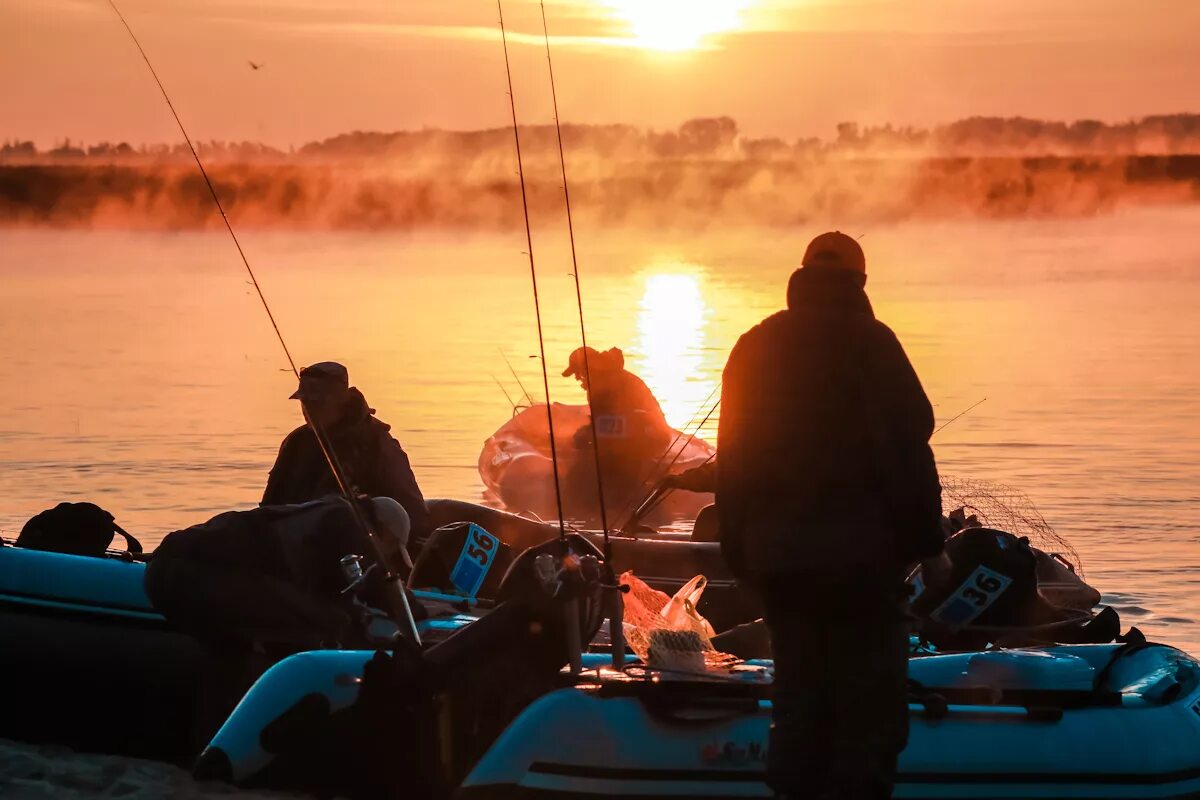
[3,0,1199,148]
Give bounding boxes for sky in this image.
[3,0,1199,148]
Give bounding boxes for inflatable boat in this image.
[424,500,1111,639]
[460,641,1200,799]
[195,532,616,797]
[479,403,716,527]
[0,538,486,761]
[425,499,757,632]
[203,626,1200,800]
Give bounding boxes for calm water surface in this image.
[1,211,1198,647]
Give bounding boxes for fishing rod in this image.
[491,373,520,413]
[104,0,421,644]
[627,449,716,529]
[538,0,612,555]
[496,0,567,540]
[618,396,720,533]
[610,381,721,527]
[934,397,988,437]
[498,347,535,406]
[643,382,719,483]
[611,390,718,532]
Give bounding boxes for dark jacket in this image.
[585,368,672,458]
[716,268,943,583]
[262,389,431,540]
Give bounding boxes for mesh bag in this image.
[941,475,1082,576]
[619,571,738,671]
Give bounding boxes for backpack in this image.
[16,502,143,558]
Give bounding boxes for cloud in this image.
[269,20,643,50]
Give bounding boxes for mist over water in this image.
[5,116,1200,230]
[0,210,1198,648]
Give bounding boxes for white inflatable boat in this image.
[461,642,1200,799]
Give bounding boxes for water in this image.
[2,210,1198,648]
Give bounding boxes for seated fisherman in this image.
[563,346,672,473]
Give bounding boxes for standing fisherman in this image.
[263,362,432,542]
[717,232,944,799]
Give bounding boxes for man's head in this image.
[290,361,351,428]
[562,346,623,390]
[800,231,867,287]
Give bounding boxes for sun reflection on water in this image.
[631,268,716,430]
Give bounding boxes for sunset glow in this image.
[604,0,749,51]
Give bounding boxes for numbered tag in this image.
[594,414,627,438]
[449,523,500,598]
[930,565,1012,629]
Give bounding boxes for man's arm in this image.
[867,325,943,560]
[716,336,754,577]
[261,432,296,506]
[665,459,717,493]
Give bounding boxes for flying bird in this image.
[248,61,264,71]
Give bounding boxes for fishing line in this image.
[496,0,567,539]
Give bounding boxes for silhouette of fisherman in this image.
[263,361,431,544]
[563,346,672,504]
[717,232,944,800]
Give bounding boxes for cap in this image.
[289,361,349,400]
[562,347,602,378]
[562,346,624,378]
[801,231,866,274]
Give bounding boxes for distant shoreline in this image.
[3,153,1198,230]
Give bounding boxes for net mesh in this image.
[619,571,738,671]
[940,475,1082,576]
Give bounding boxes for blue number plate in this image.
[930,565,1012,629]
[449,523,500,598]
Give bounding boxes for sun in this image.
[605,0,749,52]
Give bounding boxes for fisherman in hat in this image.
[563,346,673,497]
[717,232,944,799]
[263,361,431,543]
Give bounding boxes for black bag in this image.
[16,502,143,557]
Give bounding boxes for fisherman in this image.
[717,232,944,800]
[263,361,432,543]
[145,495,420,649]
[563,346,672,474]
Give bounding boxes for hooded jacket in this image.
[262,388,431,540]
[716,267,943,583]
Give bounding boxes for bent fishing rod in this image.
[496,0,568,540]
[104,0,421,644]
[538,0,612,556]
